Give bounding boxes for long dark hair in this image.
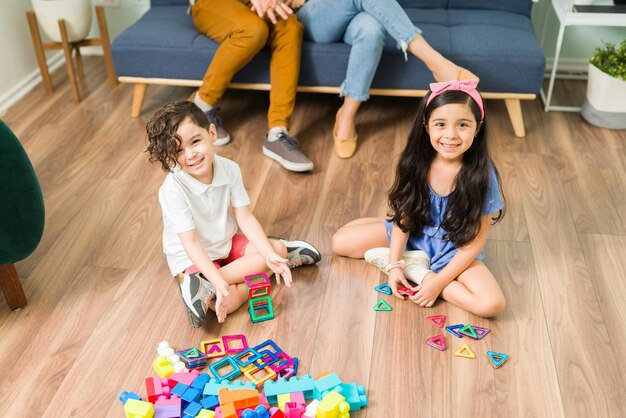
[388,90,504,247]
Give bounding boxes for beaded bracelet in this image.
[385,260,405,273]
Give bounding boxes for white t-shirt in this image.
[158,155,251,275]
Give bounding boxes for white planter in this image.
[31,0,92,43]
[581,63,626,129]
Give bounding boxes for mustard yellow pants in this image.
[191,0,303,129]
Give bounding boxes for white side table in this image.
[539,0,626,112]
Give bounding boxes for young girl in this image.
[332,79,506,318]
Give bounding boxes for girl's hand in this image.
[409,273,443,307]
[212,278,230,323]
[283,0,305,9]
[388,268,412,300]
[265,252,292,287]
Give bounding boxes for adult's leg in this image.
[266,15,303,129]
[192,0,270,106]
[355,0,477,82]
[334,12,386,153]
[332,217,388,258]
[437,260,506,317]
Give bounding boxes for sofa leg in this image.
[131,83,148,118]
[504,98,525,138]
[0,264,27,310]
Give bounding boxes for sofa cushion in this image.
[111,3,545,93]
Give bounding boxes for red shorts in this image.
[183,233,249,274]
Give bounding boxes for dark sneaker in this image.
[175,272,216,328]
[274,238,321,268]
[204,107,231,146]
[262,132,314,172]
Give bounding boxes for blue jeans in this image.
[296,0,421,101]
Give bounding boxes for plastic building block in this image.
[396,286,416,296]
[233,348,262,369]
[313,373,343,399]
[253,340,283,356]
[374,283,392,295]
[169,370,201,388]
[454,344,476,359]
[427,315,446,329]
[183,402,202,418]
[487,351,509,368]
[278,367,295,379]
[200,395,219,411]
[270,408,288,418]
[245,273,272,299]
[473,326,491,340]
[146,376,171,403]
[316,390,349,418]
[218,387,261,411]
[153,355,175,378]
[426,334,446,351]
[191,373,211,391]
[154,396,181,418]
[269,352,295,373]
[241,405,270,418]
[373,299,392,311]
[120,391,142,404]
[458,324,479,339]
[222,334,249,354]
[210,356,242,383]
[333,383,367,412]
[249,296,275,322]
[203,380,256,398]
[264,376,316,404]
[290,392,305,406]
[124,399,155,418]
[158,341,175,356]
[445,324,464,339]
[201,338,227,359]
[171,383,189,400]
[302,399,318,418]
[284,401,305,418]
[197,410,215,418]
[181,387,202,405]
[244,363,277,388]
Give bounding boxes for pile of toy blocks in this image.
[245,273,274,323]
[120,334,368,418]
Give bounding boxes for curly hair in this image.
[387,90,505,248]
[145,101,210,171]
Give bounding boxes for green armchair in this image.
[0,120,45,310]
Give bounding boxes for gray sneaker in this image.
[273,238,321,268]
[262,132,313,172]
[204,107,231,146]
[175,272,216,328]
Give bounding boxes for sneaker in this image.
[262,132,314,172]
[175,272,216,328]
[272,237,321,268]
[204,107,231,146]
[364,247,431,285]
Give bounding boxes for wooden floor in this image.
[1,57,625,417]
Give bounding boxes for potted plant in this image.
[581,39,626,129]
[31,0,92,43]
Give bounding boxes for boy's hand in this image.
[282,0,305,9]
[388,268,412,300]
[409,273,443,308]
[251,0,292,24]
[212,278,230,323]
[265,253,292,287]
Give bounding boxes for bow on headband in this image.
[424,78,484,120]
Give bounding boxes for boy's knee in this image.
[238,20,270,51]
[277,14,303,41]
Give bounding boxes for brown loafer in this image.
[333,109,358,159]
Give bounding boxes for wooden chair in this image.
[26,5,117,103]
[0,121,45,310]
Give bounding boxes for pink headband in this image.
[424,78,484,120]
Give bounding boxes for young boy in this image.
[146,101,321,327]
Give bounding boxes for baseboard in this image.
[545,57,589,75]
[0,52,65,116]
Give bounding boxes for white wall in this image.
[0,0,148,115]
[1,0,625,115]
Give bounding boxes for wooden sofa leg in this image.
[504,98,525,138]
[131,83,148,118]
[0,264,27,310]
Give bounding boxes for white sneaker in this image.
[364,247,431,285]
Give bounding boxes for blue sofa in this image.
[111,0,545,137]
